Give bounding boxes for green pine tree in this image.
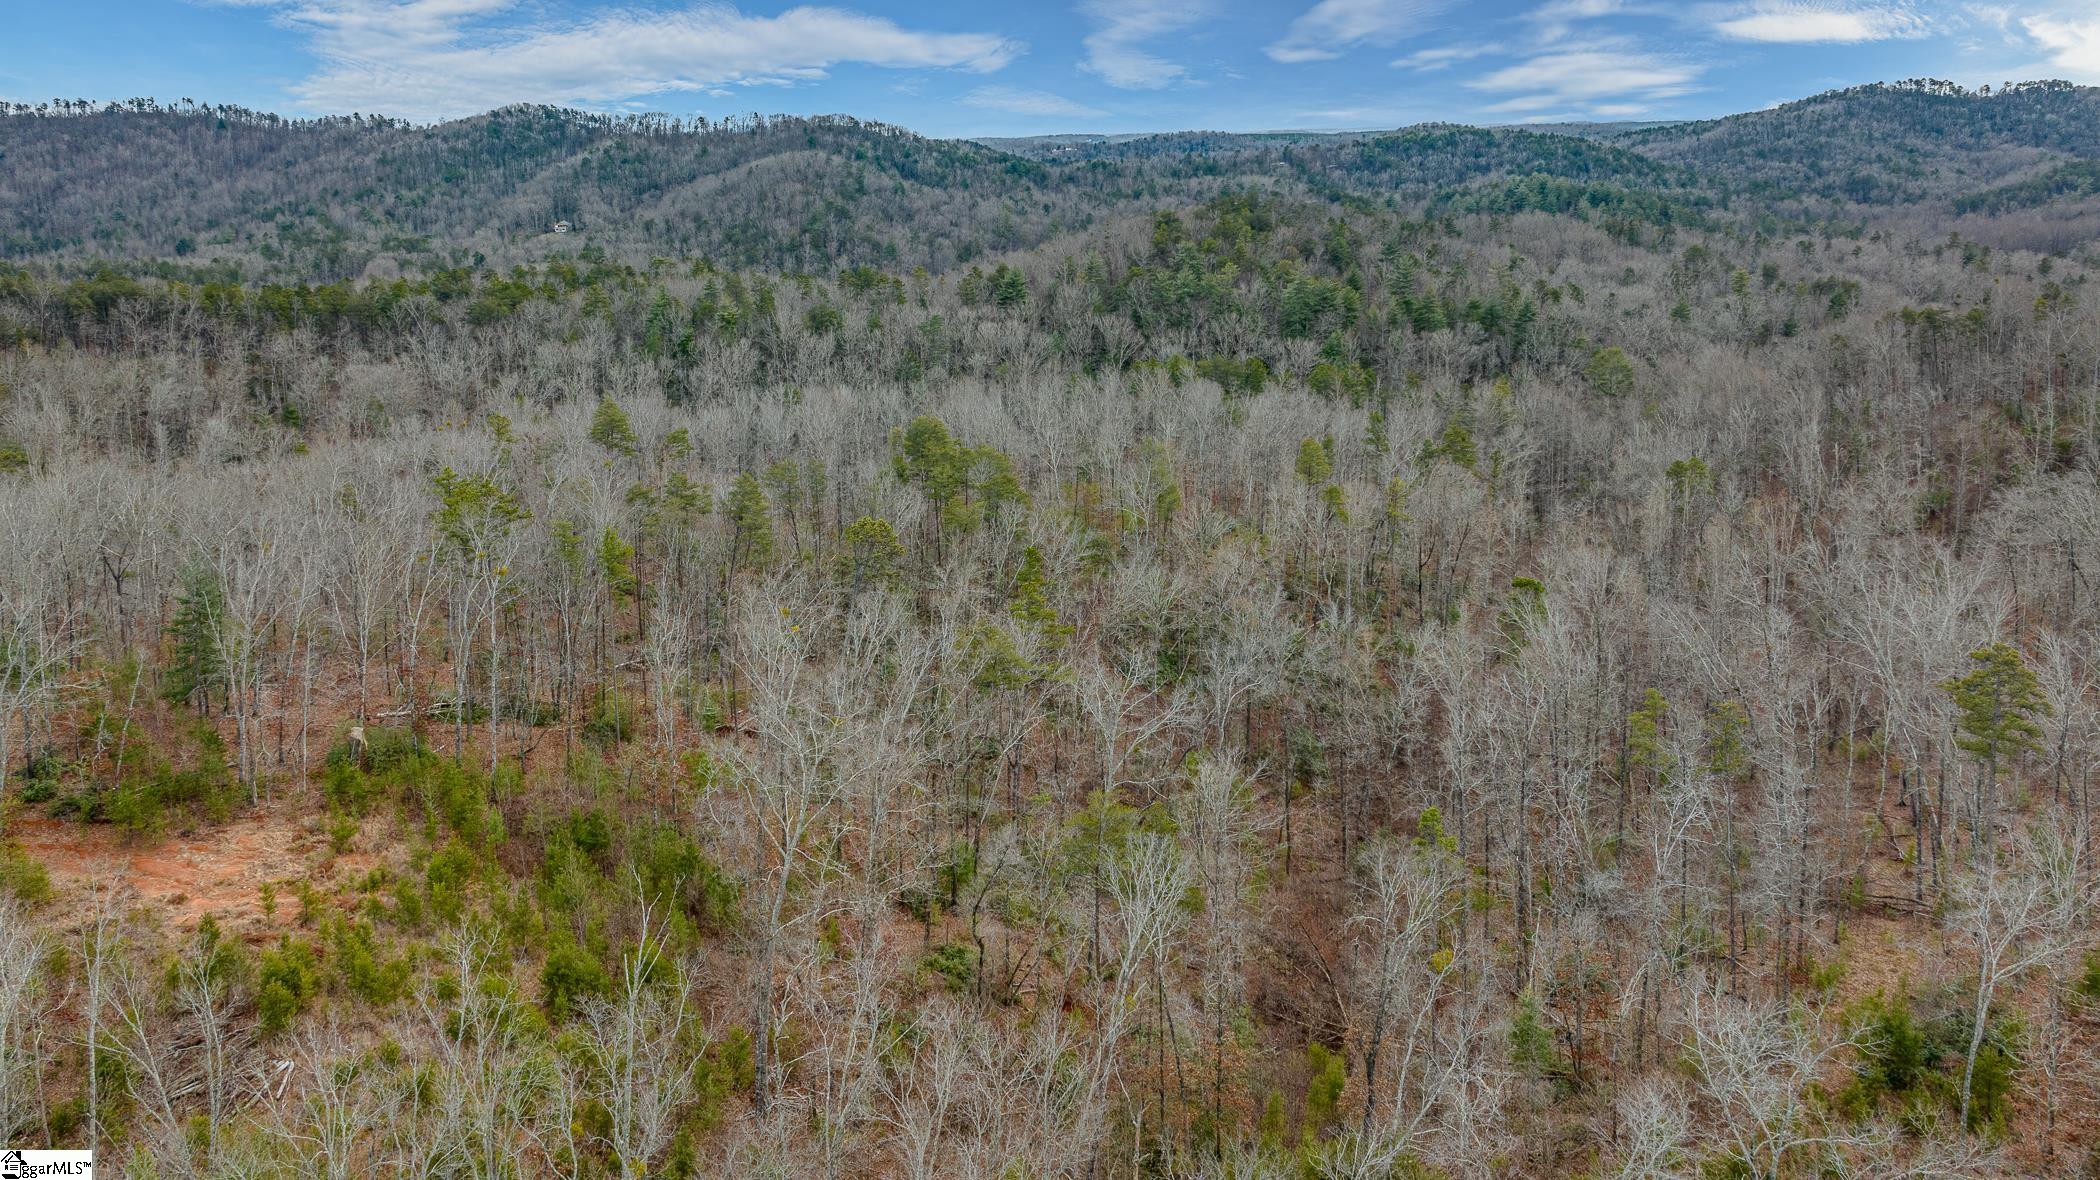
[589,399,640,458]
[642,289,678,357]
[598,526,637,599]
[163,562,227,711]
[839,516,905,592]
[726,474,774,569]
[1941,641,2050,851]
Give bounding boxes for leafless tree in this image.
[1945,826,2091,1132]
[1681,986,1866,1180]
[0,899,47,1145]
[573,901,705,1180]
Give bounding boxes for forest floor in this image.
[9,686,2100,1168]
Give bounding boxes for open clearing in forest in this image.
[9,805,349,935]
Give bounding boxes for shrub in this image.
[919,942,975,993]
[541,943,608,1021]
[2075,950,2100,1001]
[634,823,739,930]
[1961,1018,2021,1135]
[1304,1042,1347,1139]
[1855,994,1932,1097]
[14,748,64,804]
[567,809,613,863]
[329,918,409,1007]
[582,689,639,746]
[1842,990,2022,1136]
[414,760,501,847]
[325,724,420,774]
[693,686,741,733]
[425,839,481,923]
[1509,989,1567,1085]
[328,811,358,854]
[0,847,51,904]
[323,760,368,816]
[258,938,321,1035]
[103,724,241,837]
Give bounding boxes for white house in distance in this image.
[552,220,571,234]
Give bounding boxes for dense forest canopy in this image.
[1,79,2100,1178]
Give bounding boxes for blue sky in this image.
[6,1,2099,135]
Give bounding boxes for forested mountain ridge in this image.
[6,79,2099,281]
[1608,78,2100,207]
[979,120,1683,161]
[2,77,2100,1178]
[0,103,1138,275]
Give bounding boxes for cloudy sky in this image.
[7,1,2099,134]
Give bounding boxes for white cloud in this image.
[1266,0,1452,64]
[1465,41,1700,114]
[964,85,1106,118]
[2023,13,2100,81]
[1079,0,1207,89]
[1392,42,1502,70]
[1481,93,1564,113]
[1534,0,1626,16]
[267,0,1022,120]
[1715,3,1930,44]
[1527,0,1627,42]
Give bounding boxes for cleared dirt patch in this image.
[8,806,331,936]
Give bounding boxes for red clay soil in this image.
[7,805,334,936]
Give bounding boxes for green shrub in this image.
[101,724,241,837]
[1509,989,1567,1084]
[14,748,64,804]
[582,690,639,746]
[539,841,602,920]
[693,686,741,732]
[1961,1019,2021,1135]
[936,841,978,901]
[1303,1042,1347,1140]
[323,760,379,816]
[388,874,426,928]
[2076,951,2100,1001]
[425,839,481,924]
[329,918,409,1007]
[920,942,975,993]
[293,879,325,925]
[541,943,608,1021]
[0,847,51,904]
[567,809,613,862]
[1257,1092,1286,1151]
[1843,990,2022,1136]
[105,775,173,839]
[328,811,358,854]
[677,1029,753,1145]
[1855,994,1932,1096]
[413,760,501,847]
[258,938,321,1035]
[633,823,739,930]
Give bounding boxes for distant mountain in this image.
[978,121,1683,162]
[1605,79,2100,209]
[977,129,1386,161]
[4,80,2097,281]
[0,104,1140,276]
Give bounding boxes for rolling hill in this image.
[5,78,2099,282]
